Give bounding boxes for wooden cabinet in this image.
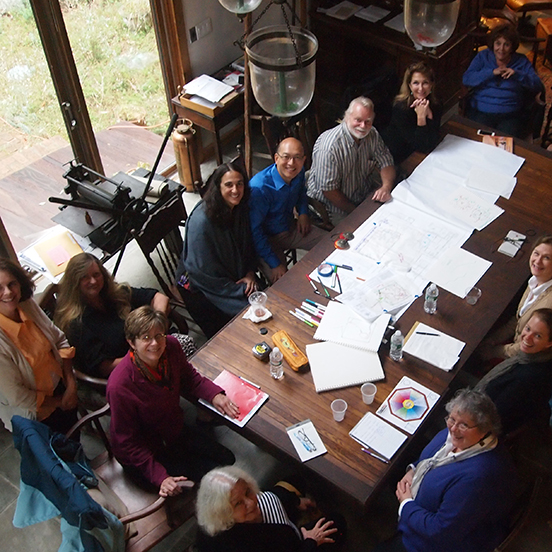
[310,1,482,128]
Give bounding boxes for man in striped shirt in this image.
[307,96,395,225]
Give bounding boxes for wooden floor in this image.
[0,123,176,253]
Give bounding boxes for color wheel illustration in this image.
[388,387,429,422]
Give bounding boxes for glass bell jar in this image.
[404,0,461,49]
[218,0,262,14]
[245,25,318,117]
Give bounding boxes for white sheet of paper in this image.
[384,12,405,32]
[354,5,390,22]
[466,166,516,199]
[422,246,492,298]
[376,376,440,434]
[287,419,327,462]
[439,186,504,231]
[183,74,233,103]
[403,322,465,371]
[349,412,407,460]
[326,1,362,19]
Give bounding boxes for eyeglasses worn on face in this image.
[138,333,166,344]
[445,415,478,432]
[277,153,304,162]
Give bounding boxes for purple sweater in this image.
[106,336,223,487]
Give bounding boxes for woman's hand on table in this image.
[212,392,240,418]
[159,476,188,497]
[237,272,257,296]
[301,518,337,546]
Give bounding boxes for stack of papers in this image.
[350,412,407,460]
[306,303,389,392]
[403,322,465,371]
[183,74,234,103]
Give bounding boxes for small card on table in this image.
[287,419,327,462]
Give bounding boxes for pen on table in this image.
[289,310,315,327]
[415,332,440,336]
[328,263,353,270]
[317,276,331,299]
[361,448,389,464]
[239,376,261,389]
[336,272,343,294]
[301,302,324,318]
[305,298,326,311]
[306,274,319,291]
[295,308,320,326]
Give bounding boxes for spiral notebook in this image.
[314,302,390,352]
[306,341,385,392]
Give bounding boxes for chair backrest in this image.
[135,188,187,301]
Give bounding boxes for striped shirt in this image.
[258,491,301,538]
[307,121,393,215]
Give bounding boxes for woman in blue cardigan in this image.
[463,24,542,138]
[375,389,517,552]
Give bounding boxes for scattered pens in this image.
[306,274,321,295]
[289,310,314,327]
[317,276,331,299]
[336,272,343,294]
[295,308,320,326]
[239,376,261,389]
[328,263,353,270]
[415,332,440,336]
[305,298,326,311]
[361,448,389,464]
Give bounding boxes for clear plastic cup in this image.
[465,287,482,305]
[361,383,377,405]
[248,291,268,318]
[331,399,348,422]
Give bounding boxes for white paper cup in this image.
[361,383,377,405]
[465,287,482,305]
[331,399,348,422]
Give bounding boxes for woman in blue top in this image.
[463,24,542,138]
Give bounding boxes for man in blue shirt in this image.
[250,137,327,283]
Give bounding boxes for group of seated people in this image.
[0,20,548,552]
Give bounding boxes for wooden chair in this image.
[66,404,197,552]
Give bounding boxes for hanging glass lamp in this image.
[246,25,318,117]
[218,0,262,14]
[404,0,461,50]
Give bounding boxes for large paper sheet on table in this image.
[423,246,492,298]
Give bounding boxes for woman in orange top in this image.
[0,259,77,433]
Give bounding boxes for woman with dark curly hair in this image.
[0,259,77,433]
[382,61,442,165]
[176,162,258,338]
[463,23,542,138]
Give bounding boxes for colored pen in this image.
[305,298,326,311]
[239,376,261,389]
[306,274,321,294]
[301,302,324,317]
[328,263,353,270]
[295,308,320,326]
[317,276,331,299]
[416,332,440,336]
[336,272,343,294]
[289,310,315,327]
[361,448,389,464]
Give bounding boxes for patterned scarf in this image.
[130,349,171,389]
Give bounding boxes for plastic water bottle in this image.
[424,283,439,315]
[269,347,284,380]
[390,330,404,361]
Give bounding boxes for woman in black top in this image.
[382,61,442,165]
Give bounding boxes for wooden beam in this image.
[29,0,104,175]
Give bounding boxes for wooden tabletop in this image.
[190,116,552,507]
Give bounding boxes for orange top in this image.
[0,308,73,420]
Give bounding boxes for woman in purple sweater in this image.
[106,306,238,497]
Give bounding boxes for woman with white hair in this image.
[195,466,342,552]
[375,389,517,552]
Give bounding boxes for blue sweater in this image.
[249,164,308,269]
[398,429,517,552]
[463,48,541,114]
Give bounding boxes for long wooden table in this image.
[191,116,552,507]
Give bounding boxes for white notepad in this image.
[314,302,390,352]
[306,341,384,392]
[350,412,407,460]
